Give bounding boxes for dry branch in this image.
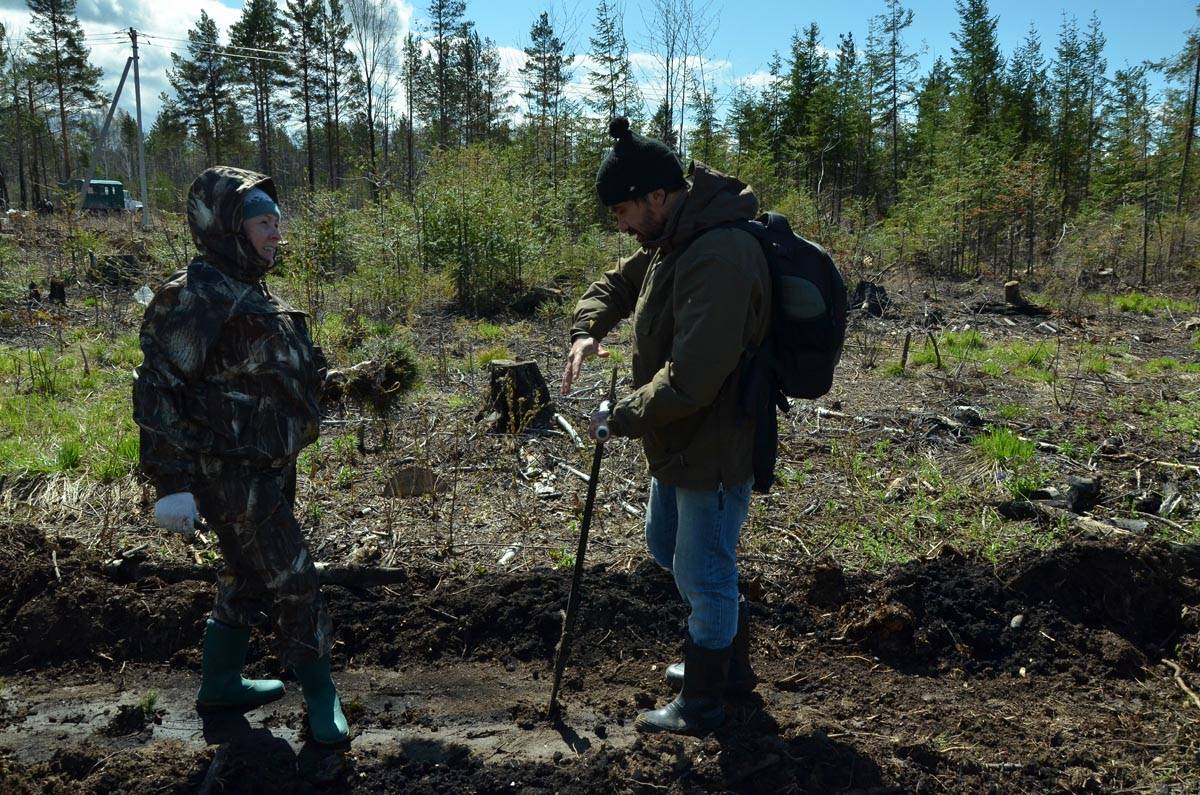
[553,413,585,449]
[1163,659,1200,712]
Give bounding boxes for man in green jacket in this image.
[561,118,771,734]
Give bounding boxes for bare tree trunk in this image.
[1178,38,1200,213]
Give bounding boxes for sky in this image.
[0,0,1196,130]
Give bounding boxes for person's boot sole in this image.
[195,687,286,714]
[634,707,724,735]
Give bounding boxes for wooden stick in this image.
[1148,460,1200,475]
[553,413,585,450]
[899,331,912,370]
[1163,659,1200,712]
[558,462,591,484]
[926,331,942,369]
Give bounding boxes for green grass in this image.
[940,329,986,356]
[1145,357,1200,375]
[476,345,512,368]
[1092,291,1198,316]
[1146,399,1200,439]
[974,426,1035,465]
[139,690,159,718]
[334,464,356,489]
[0,336,141,481]
[548,547,575,570]
[907,331,1057,382]
[475,321,504,341]
[995,404,1027,421]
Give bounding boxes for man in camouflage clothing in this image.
[133,166,348,745]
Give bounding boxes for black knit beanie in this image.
[595,117,686,206]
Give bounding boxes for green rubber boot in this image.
[196,618,286,712]
[293,656,349,746]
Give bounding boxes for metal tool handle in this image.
[595,400,612,441]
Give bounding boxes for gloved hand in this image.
[155,491,198,534]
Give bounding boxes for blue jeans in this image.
[644,476,753,650]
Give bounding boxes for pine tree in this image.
[911,57,952,173]
[5,43,31,208]
[830,32,869,208]
[145,91,192,195]
[783,23,832,191]
[1003,24,1049,149]
[520,12,573,181]
[0,23,9,209]
[320,0,359,187]
[586,0,641,122]
[400,31,423,196]
[950,0,1003,134]
[1165,29,1200,212]
[427,0,466,147]
[688,89,726,168]
[868,0,919,203]
[1080,14,1107,205]
[169,11,243,164]
[284,0,326,190]
[1051,15,1091,214]
[25,0,102,179]
[460,31,509,144]
[649,98,677,149]
[230,0,290,175]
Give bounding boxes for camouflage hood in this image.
[187,166,280,283]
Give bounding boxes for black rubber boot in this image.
[636,640,729,735]
[666,598,757,695]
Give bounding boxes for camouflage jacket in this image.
[133,167,326,498]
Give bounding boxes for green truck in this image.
[60,179,144,212]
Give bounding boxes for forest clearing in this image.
[0,208,1197,792]
[4,0,1200,790]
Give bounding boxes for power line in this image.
[140,32,288,57]
[141,40,291,67]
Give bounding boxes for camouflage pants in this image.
[193,456,332,668]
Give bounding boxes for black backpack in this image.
[718,212,848,492]
[734,211,847,400]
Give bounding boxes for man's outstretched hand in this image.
[561,336,609,395]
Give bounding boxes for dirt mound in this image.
[835,541,1200,678]
[334,559,686,670]
[3,524,1199,692]
[0,742,207,794]
[0,528,212,670]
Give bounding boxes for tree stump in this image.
[479,359,553,434]
[48,278,67,305]
[1004,280,1023,306]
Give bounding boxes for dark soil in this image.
[2,524,1199,791]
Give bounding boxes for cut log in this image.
[478,359,553,433]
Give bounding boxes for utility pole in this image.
[79,56,132,212]
[130,28,151,230]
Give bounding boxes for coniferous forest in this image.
[3,0,1200,302]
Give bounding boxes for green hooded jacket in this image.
[571,163,771,490]
[132,166,326,498]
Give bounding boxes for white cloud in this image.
[1,0,414,128]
